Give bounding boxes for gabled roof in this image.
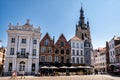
[70,36,83,41]
[55,33,70,47]
[40,33,54,46]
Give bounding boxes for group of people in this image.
[10,70,25,79]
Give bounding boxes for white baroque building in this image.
[4,19,41,75]
[69,36,84,65]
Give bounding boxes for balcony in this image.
[17,52,29,58]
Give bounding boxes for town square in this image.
[0,0,120,80]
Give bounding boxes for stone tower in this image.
[75,6,91,43]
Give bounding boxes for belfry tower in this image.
[75,6,93,66]
[75,6,91,43]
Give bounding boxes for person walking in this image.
[21,70,25,79]
[10,71,17,79]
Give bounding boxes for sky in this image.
[0,0,120,49]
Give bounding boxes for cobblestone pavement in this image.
[0,75,119,80]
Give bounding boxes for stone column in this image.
[26,36,30,52]
[14,35,18,55]
[29,37,33,58]
[7,37,11,55]
[18,36,21,52]
[36,39,39,58]
[27,59,32,75]
[35,59,39,74]
[12,58,16,71]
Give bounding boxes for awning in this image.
[59,66,68,69]
[49,66,58,69]
[68,66,77,69]
[40,66,49,69]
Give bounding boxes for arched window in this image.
[85,33,87,37]
[55,49,59,54]
[66,49,69,55]
[61,49,64,54]
[44,39,49,46]
[82,33,84,40]
[19,61,25,71]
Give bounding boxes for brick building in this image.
[39,33,54,66]
[54,34,71,66]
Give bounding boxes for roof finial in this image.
[26,19,30,24]
[80,2,84,13]
[81,2,83,11]
[81,2,83,7]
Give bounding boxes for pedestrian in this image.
[21,70,25,79]
[10,71,16,79]
[14,70,17,79]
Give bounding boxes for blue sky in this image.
[0,0,120,49]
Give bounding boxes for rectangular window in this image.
[21,39,26,44]
[61,42,64,47]
[21,48,26,55]
[33,49,36,56]
[61,56,64,63]
[113,51,114,56]
[66,59,69,63]
[48,47,52,53]
[47,55,52,62]
[76,43,79,48]
[77,57,79,63]
[44,39,49,46]
[32,63,35,71]
[81,50,83,56]
[8,63,12,71]
[72,42,75,48]
[81,58,83,64]
[55,56,59,62]
[72,50,75,55]
[41,47,46,53]
[33,40,37,44]
[41,56,46,62]
[72,57,75,63]
[80,44,83,48]
[11,38,15,43]
[10,48,14,55]
[76,50,79,55]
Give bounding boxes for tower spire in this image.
[78,3,85,28]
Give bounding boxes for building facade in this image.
[69,36,84,66]
[54,34,71,66]
[108,36,120,65]
[75,7,92,66]
[0,47,6,76]
[4,19,41,75]
[93,48,107,74]
[39,33,54,66]
[115,44,120,64]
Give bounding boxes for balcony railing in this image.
[17,52,29,58]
